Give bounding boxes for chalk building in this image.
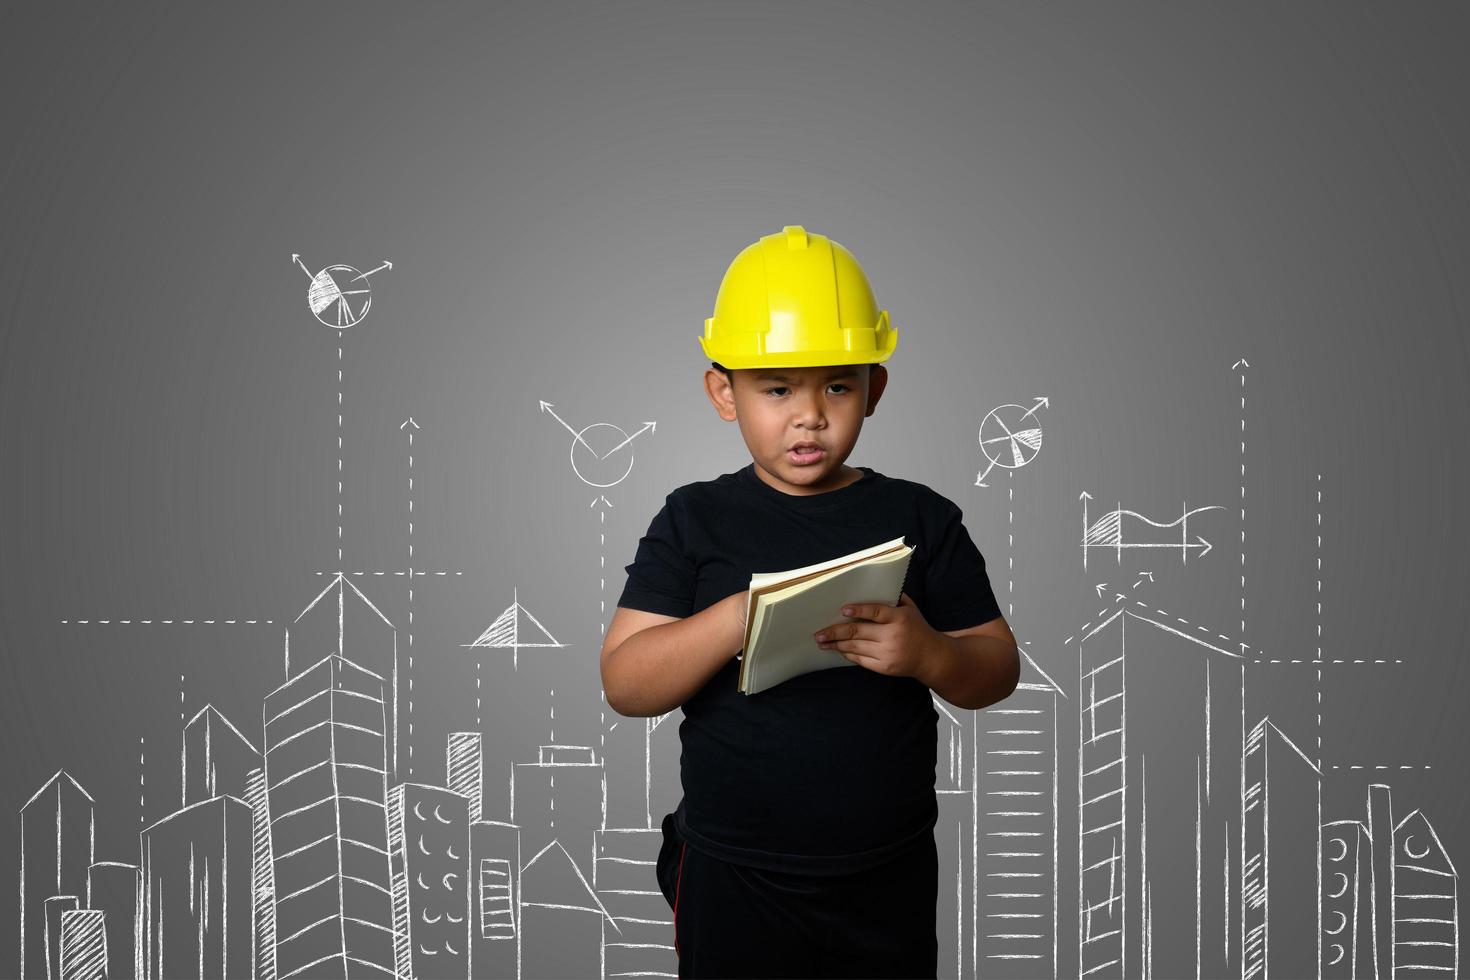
[970,650,1065,979]
[387,783,470,979]
[182,705,260,808]
[244,767,276,980]
[20,771,94,980]
[57,909,107,980]
[264,654,397,979]
[1076,608,1244,979]
[1390,804,1458,975]
[595,826,670,979]
[1241,717,1321,980]
[470,820,520,979]
[511,744,603,890]
[287,574,401,782]
[86,861,139,980]
[138,795,253,979]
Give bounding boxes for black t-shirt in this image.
[617,462,1003,875]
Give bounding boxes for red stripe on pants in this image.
[673,842,687,956]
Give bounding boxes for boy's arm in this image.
[918,614,1021,711]
[601,591,748,717]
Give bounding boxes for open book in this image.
[737,536,915,695]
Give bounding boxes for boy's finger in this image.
[815,622,871,643]
[840,602,891,623]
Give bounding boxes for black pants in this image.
[656,811,939,979]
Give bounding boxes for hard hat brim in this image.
[699,337,895,371]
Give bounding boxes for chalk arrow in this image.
[351,260,393,282]
[598,421,656,459]
[539,400,597,454]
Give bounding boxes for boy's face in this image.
[704,362,888,495]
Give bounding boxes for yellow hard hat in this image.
[700,225,896,370]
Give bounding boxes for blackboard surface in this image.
[2,4,1465,978]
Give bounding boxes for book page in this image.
[748,535,907,588]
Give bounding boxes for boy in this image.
[601,225,1020,979]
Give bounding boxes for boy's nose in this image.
[792,394,827,426]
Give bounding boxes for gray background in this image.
[3,2,1467,977]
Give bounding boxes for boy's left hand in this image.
[813,592,943,680]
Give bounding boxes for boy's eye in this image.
[762,383,849,396]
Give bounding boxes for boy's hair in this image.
[711,361,876,384]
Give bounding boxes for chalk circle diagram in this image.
[539,400,656,488]
[975,396,1048,487]
[293,253,393,329]
[569,422,641,487]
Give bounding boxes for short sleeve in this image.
[921,498,1003,632]
[617,495,697,618]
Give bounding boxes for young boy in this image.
[601,225,1020,979]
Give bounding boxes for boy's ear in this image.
[704,367,738,421]
[864,364,889,417]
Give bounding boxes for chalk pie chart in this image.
[307,264,373,328]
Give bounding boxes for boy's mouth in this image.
[787,443,825,465]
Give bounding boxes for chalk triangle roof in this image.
[464,588,562,648]
[295,572,396,630]
[520,838,621,935]
[21,769,94,813]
